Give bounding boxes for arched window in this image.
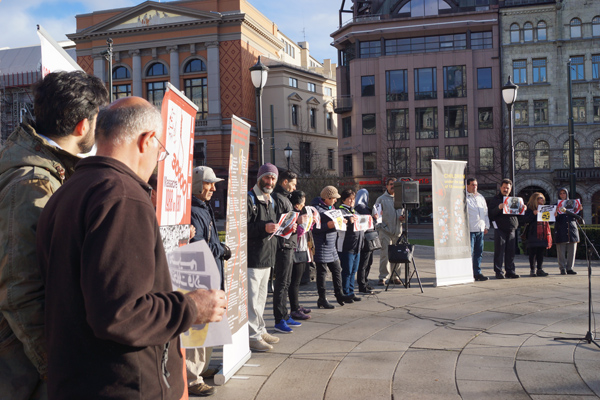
[510,23,520,43]
[594,139,600,167]
[515,141,529,170]
[112,66,130,80]
[563,140,580,168]
[593,16,600,37]
[184,59,207,73]
[147,62,168,77]
[571,18,582,38]
[534,141,549,169]
[537,21,547,41]
[523,22,533,42]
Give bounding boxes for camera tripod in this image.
[385,219,423,293]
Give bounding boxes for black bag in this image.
[388,243,414,264]
[364,230,382,251]
[293,250,310,264]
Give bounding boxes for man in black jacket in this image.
[489,179,525,279]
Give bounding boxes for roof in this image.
[0,43,77,75]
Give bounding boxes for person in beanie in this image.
[554,188,579,275]
[186,166,224,397]
[311,185,353,309]
[247,163,280,351]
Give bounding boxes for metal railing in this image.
[333,95,353,114]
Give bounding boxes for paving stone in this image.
[320,315,403,342]
[193,374,266,400]
[370,315,438,344]
[411,326,480,350]
[575,359,600,396]
[236,352,287,376]
[454,310,521,330]
[456,354,518,382]
[517,334,576,363]
[457,380,530,400]
[516,360,594,395]
[485,321,546,335]
[291,337,358,361]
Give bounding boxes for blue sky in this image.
[0,0,340,62]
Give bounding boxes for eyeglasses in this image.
[154,136,169,162]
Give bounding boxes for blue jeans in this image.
[470,231,484,276]
[339,252,360,296]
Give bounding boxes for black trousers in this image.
[288,262,306,312]
[357,250,373,290]
[493,228,516,275]
[316,259,343,299]
[273,249,294,323]
[528,247,545,270]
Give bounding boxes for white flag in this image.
[37,25,82,77]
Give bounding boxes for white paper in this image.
[537,205,556,222]
[324,209,347,231]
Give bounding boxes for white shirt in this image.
[466,191,489,233]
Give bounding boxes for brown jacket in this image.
[37,156,197,399]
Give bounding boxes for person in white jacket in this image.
[374,178,405,285]
[466,178,490,281]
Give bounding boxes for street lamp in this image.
[249,56,269,166]
[502,76,519,195]
[284,143,293,171]
[567,59,576,198]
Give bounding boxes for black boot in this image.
[317,298,335,309]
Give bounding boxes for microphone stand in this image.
[554,217,600,348]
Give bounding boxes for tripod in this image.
[554,218,600,348]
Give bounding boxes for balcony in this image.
[333,95,353,114]
[554,168,600,181]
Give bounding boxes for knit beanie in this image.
[320,185,341,199]
[257,163,278,181]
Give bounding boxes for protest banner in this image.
[557,199,582,214]
[354,215,374,231]
[373,203,382,224]
[325,209,347,231]
[271,211,299,239]
[538,205,556,222]
[304,206,321,229]
[503,196,526,215]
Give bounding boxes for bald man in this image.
[36,97,226,400]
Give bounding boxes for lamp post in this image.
[502,76,519,195]
[567,59,576,198]
[284,143,293,171]
[102,38,114,102]
[249,56,269,166]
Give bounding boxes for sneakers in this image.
[298,306,312,314]
[188,382,216,397]
[530,269,537,277]
[285,316,302,326]
[262,332,280,344]
[250,339,273,352]
[505,272,520,279]
[474,274,488,281]
[536,269,549,277]
[495,273,505,279]
[274,319,293,333]
[567,269,577,275]
[290,310,311,320]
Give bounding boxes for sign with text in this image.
[538,205,556,222]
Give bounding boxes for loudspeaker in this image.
[394,180,420,209]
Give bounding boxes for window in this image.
[184,78,208,120]
[593,55,600,80]
[571,56,584,81]
[147,62,168,76]
[514,101,529,126]
[531,59,547,83]
[361,76,375,96]
[571,18,582,38]
[479,148,493,171]
[388,148,409,174]
[309,108,316,128]
[573,98,586,123]
[478,107,493,129]
[362,114,376,135]
[537,21,547,41]
[594,139,600,167]
[113,84,131,99]
[289,78,298,88]
[398,0,451,18]
[326,112,332,131]
[563,140,580,168]
[416,107,438,139]
[193,141,206,166]
[515,142,530,170]
[523,22,533,42]
[385,33,466,55]
[471,31,493,49]
[363,152,377,176]
[446,145,468,161]
[414,67,437,100]
[299,142,311,174]
[112,66,130,79]
[328,149,335,170]
[146,81,167,108]
[343,154,353,177]
[443,66,466,98]
[291,105,298,126]
[513,60,527,84]
[416,146,438,173]
[594,17,600,37]
[510,23,520,43]
[184,59,206,73]
[387,109,409,140]
[342,116,352,138]
[386,70,408,101]
[594,97,600,122]
[534,141,549,170]
[360,41,381,58]
[324,87,332,97]
[308,82,316,93]
[477,68,492,89]
[444,105,467,138]
[534,100,548,125]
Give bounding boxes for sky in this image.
[0,0,342,62]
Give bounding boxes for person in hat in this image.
[311,185,354,309]
[247,163,281,352]
[185,166,225,397]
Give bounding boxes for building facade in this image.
[500,0,600,221]
[331,0,502,215]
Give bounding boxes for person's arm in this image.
[247,196,274,237]
[488,197,503,220]
[191,210,223,260]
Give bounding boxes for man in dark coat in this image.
[36,97,226,400]
[554,187,579,275]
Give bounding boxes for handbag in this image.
[388,243,414,264]
[293,250,310,264]
[363,230,382,251]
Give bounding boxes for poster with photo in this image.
[354,215,374,231]
[503,197,526,215]
[304,206,321,230]
[324,209,347,231]
[537,205,556,222]
[557,199,582,214]
[271,211,299,239]
[373,204,382,224]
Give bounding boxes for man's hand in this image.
[265,223,277,233]
[498,203,504,210]
[186,289,227,324]
[349,215,358,224]
[484,228,488,234]
[399,215,406,221]
[189,225,196,240]
[292,223,298,233]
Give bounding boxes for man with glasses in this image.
[374,178,405,285]
[466,178,489,281]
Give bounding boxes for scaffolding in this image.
[0,70,38,144]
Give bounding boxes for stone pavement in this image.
[195,246,600,399]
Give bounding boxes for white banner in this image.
[37,25,82,77]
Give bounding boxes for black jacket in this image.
[191,196,224,289]
[489,193,519,232]
[273,184,296,249]
[554,188,580,244]
[247,186,278,268]
[337,204,364,254]
[311,197,339,263]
